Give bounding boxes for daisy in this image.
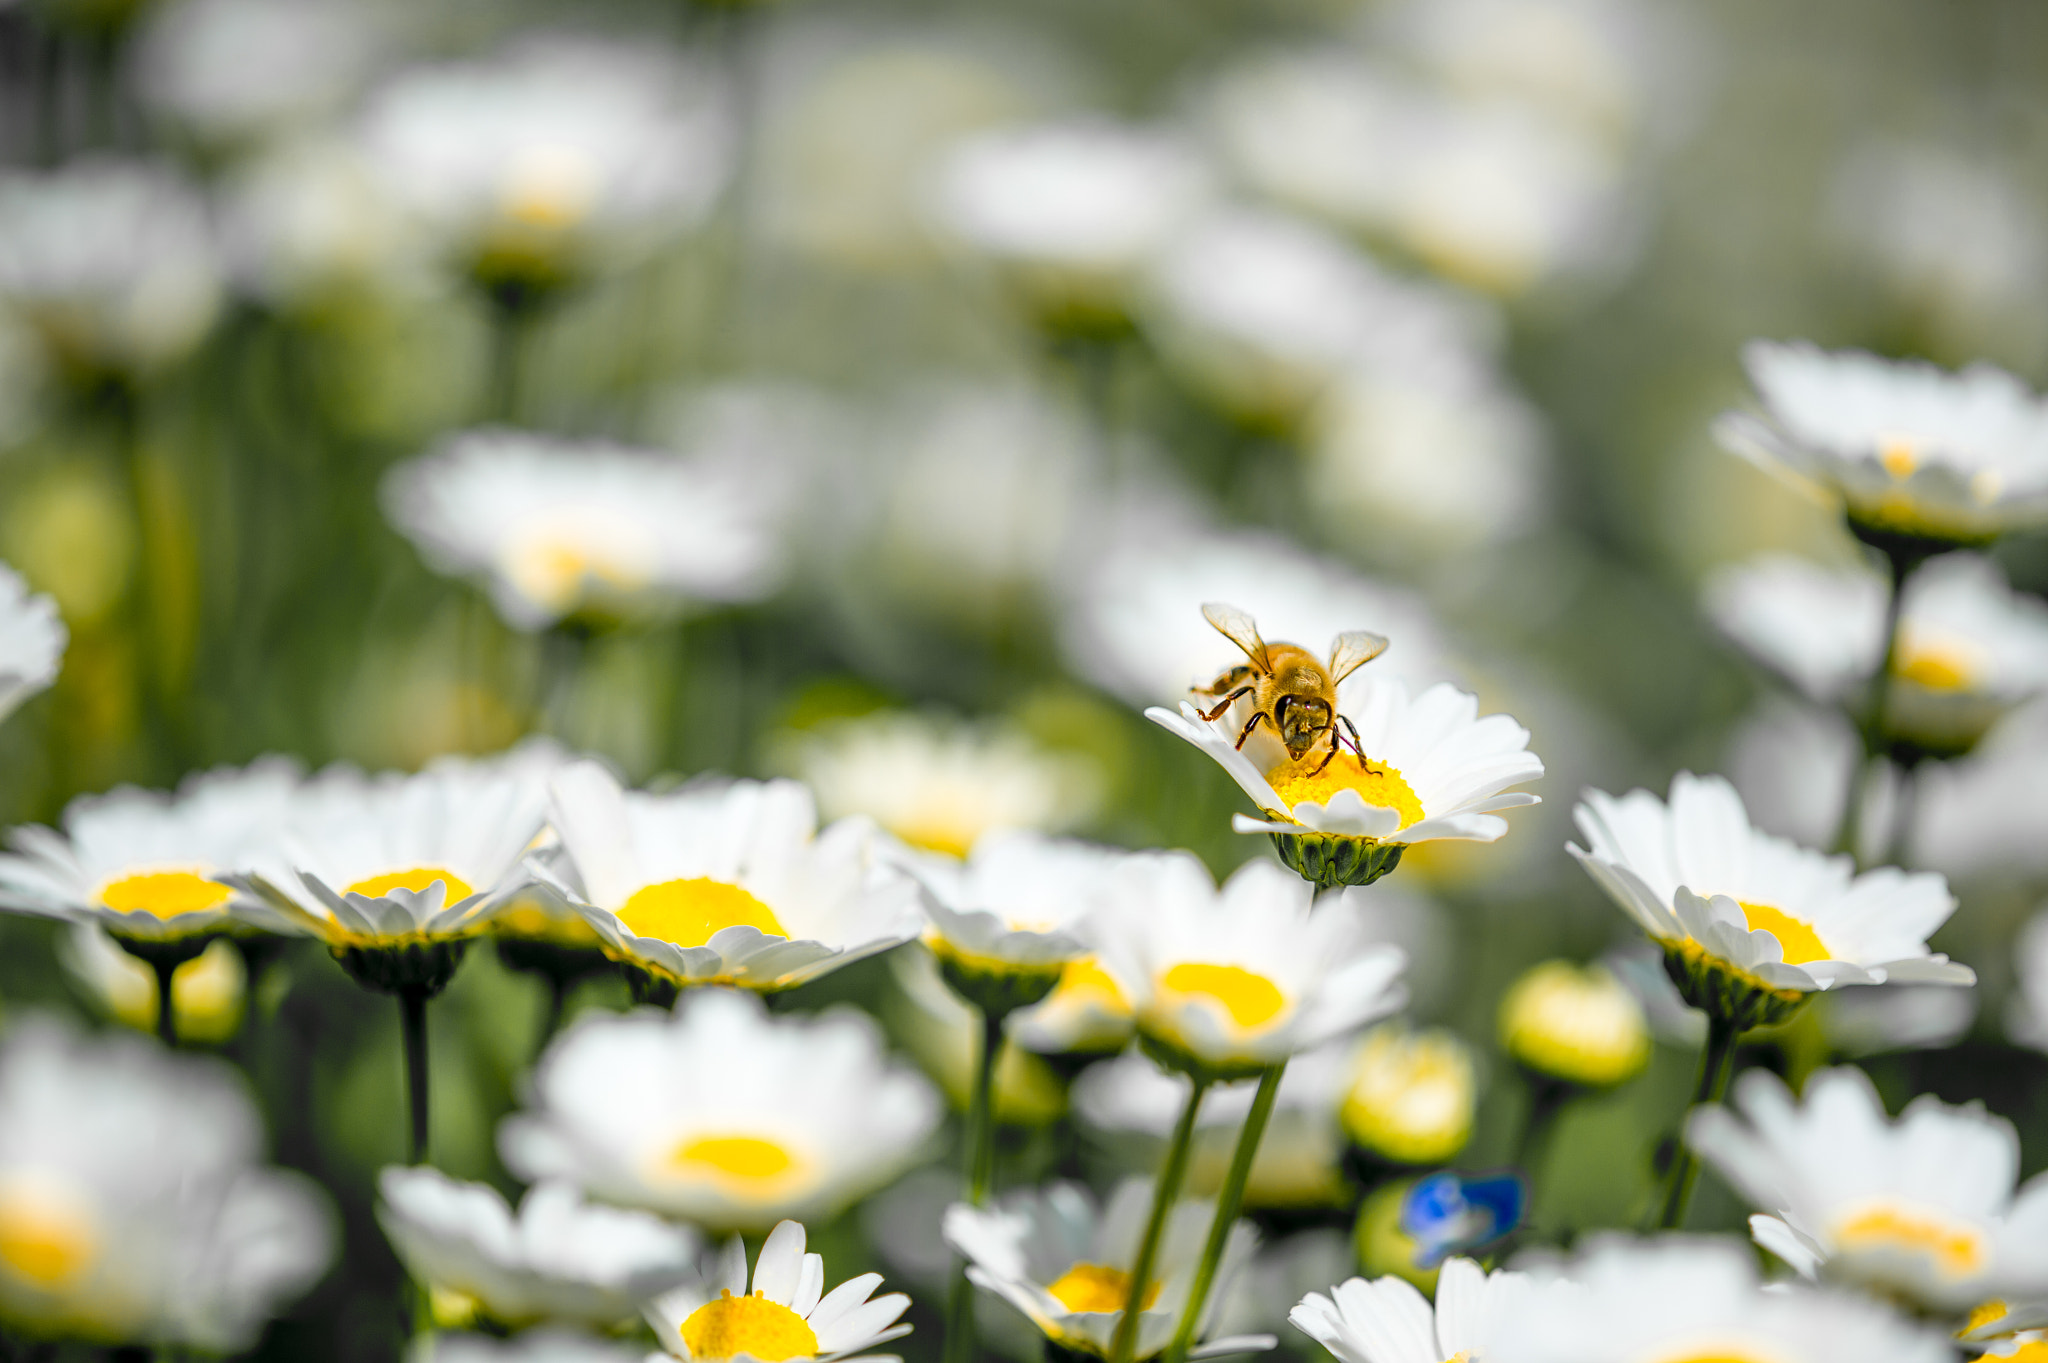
[2006,909,2048,1053]
[1338,1023,1477,1167]
[134,0,387,148]
[1715,340,2048,548]
[1911,702,2048,878]
[644,1219,911,1363]
[0,564,64,724]
[1290,1256,1533,1363]
[416,1331,645,1363]
[376,1167,699,1331]
[1496,959,1650,1090]
[1008,947,1138,1060]
[1486,1235,1954,1363]
[218,136,417,309]
[1569,772,1974,1025]
[0,1014,333,1350]
[383,429,794,633]
[498,988,940,1231]
[534,760,923,1000]
[1092,854,1408,1079]
[1686,1066,2048,1315]
[58,926,246,1047]
[883,947,1070,1128]
[1149,673,1542,889]
[943,1179,1273,1361]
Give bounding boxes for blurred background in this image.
[1,0,2047,1357]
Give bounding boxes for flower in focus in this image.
[1570,772,1973,1029]
[1291,1255,1532,1363]
[383,430,794,633]
[1716,340,2048,548]
[0,564,64,725]
[1339,1023,1476,1167]
[645,1219,911,1363]
[797,712,1104,861]
[943,1179,1273,1361]
[535,760,922,997]
[59,925,246,1045]
[499,988,940,1231]
[376,1167,699,1331]
[1686,1066,2048,1314]
[1497,959,1650,1089]
[0,1015,333,1348]
[1485,1235,1953,1363]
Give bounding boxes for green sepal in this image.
[1268,830,1405,890]
[1660,942,1810,1033]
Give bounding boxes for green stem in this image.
[1165,1065,1283,1363]
[1652,1015,1740,1230]
[1833,552,1913,865]
[1110,1077,1210,1363]
[152,957,178,1048]
[535,974,569,1063]
[944,1008,1007,1363]
[400,987,430,1165]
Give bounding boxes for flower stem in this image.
[1652,1014,1740,1230]
[943,1007,1007,1363]
[1165,1064,1283,1363]
[151,957,178,1049]
[1832,550,1914,865]
[399,987,431,1165]
[1110,1076,1210,1363]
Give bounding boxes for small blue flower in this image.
[1399,1170,1525,1268]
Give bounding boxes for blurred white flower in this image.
[0,159,223,378]
[1821,983,1974,1058]
[0,1014,333,1348]
[59,925,247,1044]
[1717,340,2048,545]
[1910,701,2048,878]
[219,136,418,306]
[0,563,64,724]
[414,1329,645,1363]
[908,828,1116,978]
[499,989,940,1231]
[383,429,793,632]
[1213,1230,1352,1343]
[2006,908,2048,1053]
[644,1219,911,1363]
[1291,1256,1533,1363]
[377,1167,699,1330]
[1007,953,1137,1060]
[1486,1235,1951,1363]
[943,1179,1272,1361]
[134,0,388,147]
[536,760,922,994]
[1338,1023,1477,1167]
[884,947,1070,1127]
[1689,1066,2048,1313]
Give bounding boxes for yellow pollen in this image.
[347,867,475,901]
[1160,962,1286,1030]
[2003,1344,2048,1362]
[1047,1262,1157,1314]
[1737,901,1829,966]
[0,1178,98,1290]
[1834,1203,1988,1279]
[1894,640,1981,693]
[680,1289,819,1363]
[619,878,787,948]
[673,1135,796,1183]
[1445,1355,1471,1363]
[1878,436,1921,480]
[97,870,233,919]
[1964,1300,2010,1336]
[1268,752,1424,830]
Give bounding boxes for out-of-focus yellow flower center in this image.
[429,1285,482,1330]
[103,937,246,1044]
[499,145,598,232]
[1965,1301,2010,1335]
[889,809,984,860]
[681,1289,818,1362]
[1498,960,1650,1088]
[1159,963,1286,1031]
[0,1176,98,1290]
[1052,957,1129,1012]
[1834,1202,1988,1279]
[1737,901,1828,966]
[1655,1354,1778,1363]
[97,870,233,918]
[348,867,475,901]
[493,902,603,947]
[620,879,787,948]
[1269,752,1424,830]
[1894,637,1984,694]
[1878,434,1922,480]
[1047,1261,1155,1314]
[503,531,650,615]
[672,1134,797,1184]
[1342,1026,1475,1165]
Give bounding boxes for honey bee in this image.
[1192,602,1389,774]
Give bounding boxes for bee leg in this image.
[1310,731,1341,776]
[1197,685,1255,723]
[1233,709,1271,750]
[1337,714,1365,758]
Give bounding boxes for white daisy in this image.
[1910,701,2048,878]
[943,1179,1274,1361]
[1569,772,1973,1021]
[1091,853,1408,1078]
[644,1219,911,1363]
[908,829,1116,977]
[1687,1066,2048,1314]
[383,429,794,633]
[2006,908,2048,1053]
[498,988,940,1231]
[59,925,246,1046]
[218,136,419,308]
[882,947,1070,1128]
[0,1014,333,1349]
[1290,1256,1533,1363]
[1490,1236,1952,1363]
[133,0,387,147]
[413,1329,645,1363]
[0,159,223,378]
[534,760,922,997]
[0,564,64,725]
[794,712,1104,861]
[1715,340,2048,546]
[376,1166,699,1330]
[1007,952,1139,1059]
[1496,958,1650,1089]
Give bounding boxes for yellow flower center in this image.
[0,1176,99,1291]
[672,1134,798,1184]
[493,902,603,947]
[1737,901,1829,966]
[96,870,233,918]
[1499,961,1650,1088]
[1894,637,1983,693]
[1047,1262,1157,1314]
[1159,962,1287,1031]
[499,144,599,232]
[1268,752,1424,830]
[1834,1202,1989,1279]
[503,531,649,614]
[1964,1300,2010,1336]
[1342,1027,1475,1165]
[680,1289,819,1363]
[2002,1343,2048,1362]
[1053,957,1130,1012]
[347,867,475,901]
[1878,434,1922,480]
[889,809,983,860]
[619,879,787,948]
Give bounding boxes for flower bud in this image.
[1339,1024,1474,1165]
[1498,959,1651,1089]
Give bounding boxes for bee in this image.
[1192,602,1389,774]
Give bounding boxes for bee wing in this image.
[1202,602,1270,670]
[1327,629,1390,684]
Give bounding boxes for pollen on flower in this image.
[1047,1261,1157,1314]
[680,1289,819,1363]
[347,867,476,901]
[1738,901,1829,966]
[620,878,788,948]
[673,1134,798,1184]
[0,1176,99,1290]
[1834,1203,1989,1279]
[1268,752,1424,830]
[96,870,234,918]
[1159,962,1287,1030]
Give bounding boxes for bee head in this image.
[1276,695,1332,757]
